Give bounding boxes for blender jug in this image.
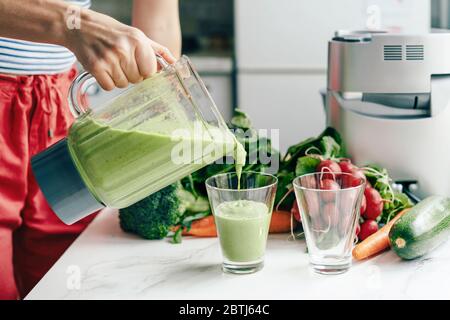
[31,55,241,225]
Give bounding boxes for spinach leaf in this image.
[281,127,345,173]
[274,170,295,210]
[320,136,341,159]
[295,156,321,176]
[230,108,252,130]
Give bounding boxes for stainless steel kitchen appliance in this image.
[325,30,450,198]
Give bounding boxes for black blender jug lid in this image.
[31,138,104,225]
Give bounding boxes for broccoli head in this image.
[119,183,182,240]
[118,183,210,240]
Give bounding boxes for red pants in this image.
[0,67,96,299]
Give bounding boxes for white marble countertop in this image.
[26,209,450,300]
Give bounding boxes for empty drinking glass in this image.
[293,172,365,274]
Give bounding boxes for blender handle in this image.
[155,53,169,68]
[68,54,171,118]
[68,71,96,118]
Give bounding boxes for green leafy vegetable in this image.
[119,182,210,241]
[119,183,184,240]
[362,164,413,224]
[295,156,321,176]
[229,108,252,130]
[182,109,280,199]
[275,127,345,210]
[274,169,296,210]
[172,228,183,244]
[320,136,341,159]
[282,127,344,173]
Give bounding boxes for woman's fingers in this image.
[121,55,143,84]
[151,41,176,64]
[90,64,115,91]
[135,41,157,79]
[104,37,177,88]
[69,11,178,90]
[110,62,129,88]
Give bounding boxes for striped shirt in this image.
[0,0,91,75]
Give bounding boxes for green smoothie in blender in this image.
[68,117,245,209]
[67,74,246,209]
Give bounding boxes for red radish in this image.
[301,174,318,189]
[291,201,301,222]
[338,190,358,236]
[351,169,366,183]
[342,169,366,188]
[359,219,378,241]
[323,202,339,227]
[304,191,320,218]
[355,223,361,236]
[363,187,383,219]
[339,160,354,173]
[360,195,367,214]
[316,160,341,180]
[320,179,340,202]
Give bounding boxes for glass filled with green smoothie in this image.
[205,172,277,274]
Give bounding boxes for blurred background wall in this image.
[89,0,448,152]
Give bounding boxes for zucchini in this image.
[389,195,450,260]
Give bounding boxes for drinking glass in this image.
[205,172,278,274]
[293,172,365,274]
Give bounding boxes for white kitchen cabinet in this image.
[200,74,233,122]
[189,56,234,122]
[235,0,431,70]
[235,0,431,153]
[238,73,327,153]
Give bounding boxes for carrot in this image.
[174,210,296,238]
[269,210,297,234]
[352,208,411,260]
[182,215,217,237]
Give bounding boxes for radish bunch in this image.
[291,158,384,241]
[339,159,384,240]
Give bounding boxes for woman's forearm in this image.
[132,0,181,58]
[0,0,177,90]
[0,0,72,46]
